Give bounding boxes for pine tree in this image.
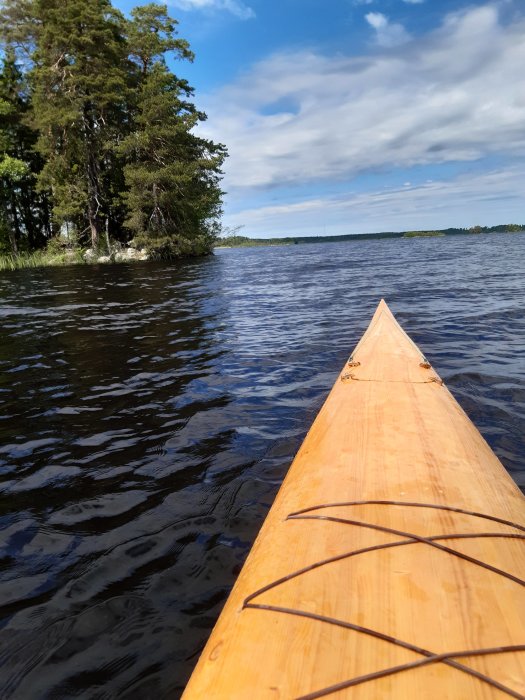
[120,4,227,257]
[29,0,130,248]
[0,50,51,253]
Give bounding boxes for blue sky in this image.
[114,0,525,237]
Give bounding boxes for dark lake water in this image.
[0,233,524,698]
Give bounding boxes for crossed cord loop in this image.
[242,501,525,700]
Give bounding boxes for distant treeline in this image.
[0,1,226,259]
[217,224,525,248]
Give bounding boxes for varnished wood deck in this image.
[182,299,525,699]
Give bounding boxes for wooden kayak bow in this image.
[182,299,525,699]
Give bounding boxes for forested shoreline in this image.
[0,0,226,261]
[217,224,525,249]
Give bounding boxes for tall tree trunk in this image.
[83,105,102,249]
[9,191,19,254]
[87,193,100,249]
[86,151,102,249]
[41,194,53,242]
[20,185,37,249]
[105,216,111,253]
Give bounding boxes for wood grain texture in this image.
[182,299,525,699]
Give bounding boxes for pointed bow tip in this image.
[355,298,428,374]
[374,298,395,318]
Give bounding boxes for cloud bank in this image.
[200,5,525,190]
[225,167,525,237]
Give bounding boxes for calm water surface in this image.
[0,234,524,698]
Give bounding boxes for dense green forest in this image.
[0,0,226,259]
[217,224,525,248]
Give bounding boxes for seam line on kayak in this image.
[341,372,443,385]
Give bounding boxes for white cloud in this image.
[365,12,410,48]
[199,5,525,190]
[224,167,525,236]
[169,0,255,20]
[365,12,411,46]
[403,0,425,4]
[364,11,386,28]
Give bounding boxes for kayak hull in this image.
[182,300,525,699]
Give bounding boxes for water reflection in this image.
[0,233,524,697]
